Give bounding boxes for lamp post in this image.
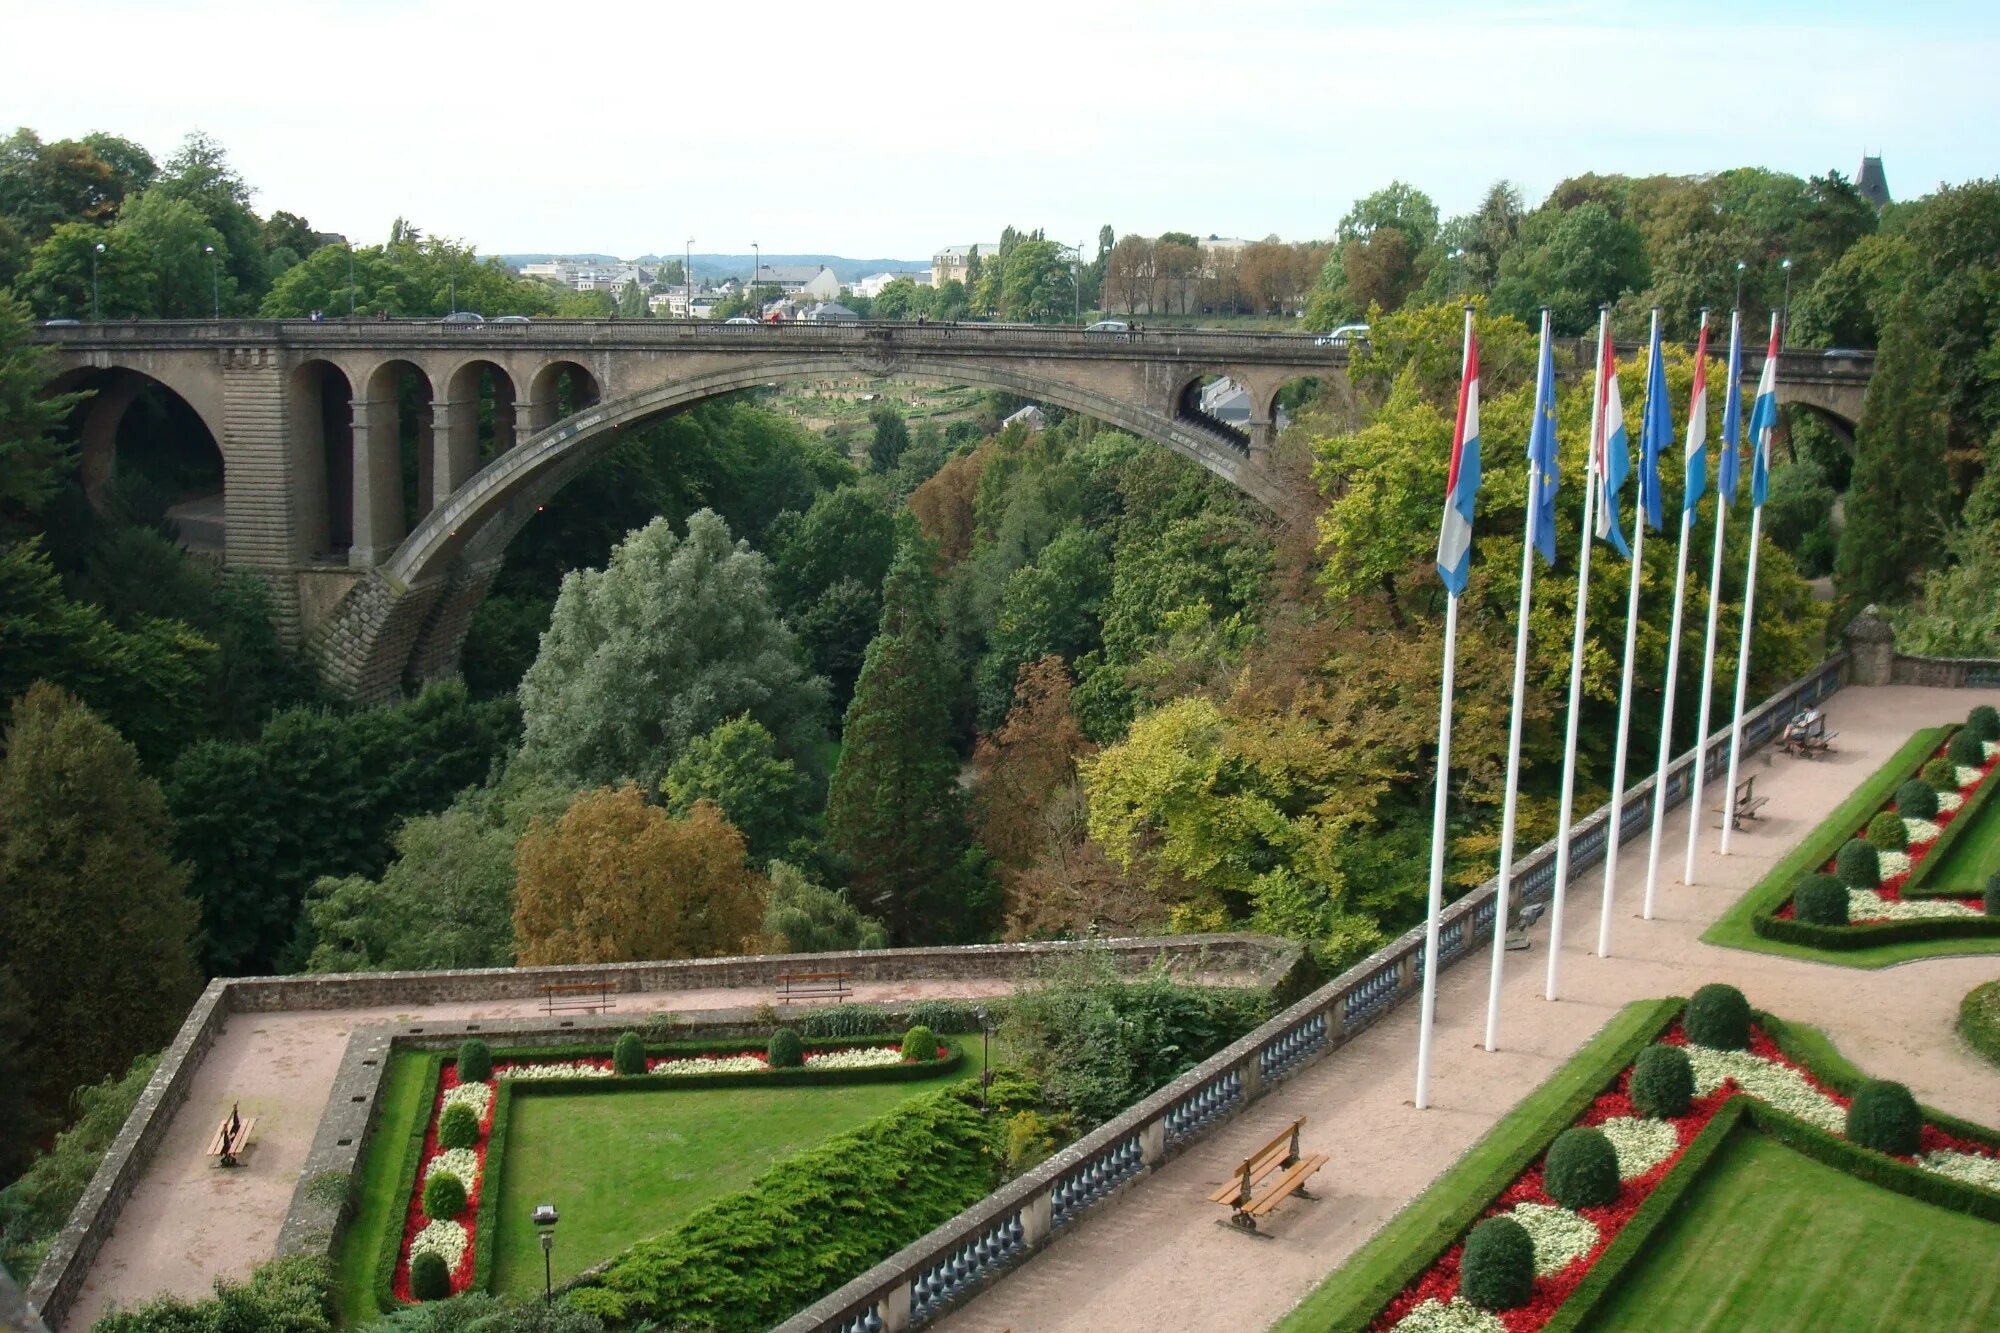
[449,275,458,316]
[1779,257,1794,350]
[1733,260,1746,312]
[204,245,219,319]
[347,244,357,317]
[532,1203,559,1301]
[91,241,105,320]
[752,241,759,286]
[974,1006,992,1111]
[686,238,694,320]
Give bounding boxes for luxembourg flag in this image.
[1683,320,1710,513]
[1747,316,1781,507]
[1717,312,1745,504]
[1435,328,1482,595]
[1594,331,1632,557]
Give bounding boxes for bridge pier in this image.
[431,396,481,509]
[349,397,407,568]
[1247,417,1276,469]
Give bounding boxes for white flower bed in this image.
[1876,850,1912,880]
[804,1047,904,1070]
[1937,791,1964,814]
[409,1219,468,1270]
[1902,817,1942,846]
[1919,1150,2000,1193]
[1506,1201,1599,1276]
[1985,740,1999,760]
[1957,766,1984,789]
[1848,888,1979,921]
[1391,1297,1508,1333]
[425,1148,480,1190]
[1683,1045,1846,1132]
[498,1061,614,1081]
[442,1082,491,1117]
[650,1055,768,1076]
[1597,1116,1681,1180]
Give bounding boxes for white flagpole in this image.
[1685,310,1740,883]
[1484,307,1551,1053]
[1722,315,1778,852]
[1596,310,1655,959]
[1644,310,1709,918]
[1547,307,1609,1002]
[1416,306,1474,1110]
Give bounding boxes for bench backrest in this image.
[541,982,611,996]
[778,971,853,983]
[1232,1116,1305,1179]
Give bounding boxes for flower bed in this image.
[1367,1006,2000,1333]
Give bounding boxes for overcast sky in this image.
[5,0,1994,259]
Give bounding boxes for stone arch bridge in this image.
[32,319,1873,701]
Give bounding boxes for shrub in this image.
[1845,1079,1921,1156]
[907,999,985,1034]
[437,1101,479,1151]
[1921,758,1959,791]
[900,1025,937,1062]
[1970,705,2000,743]
[1947,729,1987,768]
[1834,838,1880,888]
[613,1031,646,1076]
[1459,1215,1535,1311]
[1794,874,1851,927]
[1544,1126,1621,1209]
[1865,811,1908,851]
[1685,983,1751,1050]
[456,1039,492,1083]
[1987,872,2000,917]
[422,1170,466,1221]
[1896,779,1940,820]
[1629,1044,1694,1118]
[793,1003,890,1039]
[766,1027,803,1069]
[91,1254,335,1333]
[409,1250,451,1301]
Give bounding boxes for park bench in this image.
[541,981,616,1016]
[1711,774,1768,829]
[206,1104,256,1168]
[1208,1116,1327,1235]
[1780,710,1838,759]
[775,970,853,1004]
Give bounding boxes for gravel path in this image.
[941,684,2000,1333]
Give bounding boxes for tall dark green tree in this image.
[868,404,911,473]
[0,288,78,527]
[1836,296,1949,602]
[0,682,199,1120]
[824,544,996,943]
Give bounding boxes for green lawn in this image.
[487,1050,987,1297]
[330,1052,432,1323]
[1924,776,2000,894]
[1593,1130,2000,1331]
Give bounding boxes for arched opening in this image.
[526,360,600,436]
[53,367,227,554]
[289,360,353,559]
[352,359,433,566]
[1175,373,1250,450]
[444,360,519,473]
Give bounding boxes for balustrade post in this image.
[1396,951,1415,994]
[1325,996,1347,1042]
[1022,1187,1054,1248]
[1239,1053,1263,1103]
[1140,1117,1166,1168]
[881,1283,912,1333]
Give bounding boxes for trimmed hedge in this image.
[374,1053,445,1314]
[1922,757,1959,791]
[1846,1079,1921,1155]
[1794,875,1850,927]
[456,1039,492,1083]
[1544,1127,1620,1209]
[1834,838,1880,888]
[409,1251,450,1302]
[469,1078,516,1295]
[1686,983,1751,1049]
[766,1028,803,1069]
[1460,1216,1535,1310]
[1903,745,2000,899]
[1960,981,2000,1069]
[422,1170,466,1221]
[563,1085,997,1331]
[1972,705,2000,743]
[437,1101,479,1151]
[1756,1011,2000,1151]
[613,1031,645,1076]
[900,1025,937,1062]
[1896,779,1939,821]
[1749,911,2000,950]
[1865,811,1908,851]
[1988,873,2000,916]
[1948,729,1987,767]
[1630,1044,1693,1118]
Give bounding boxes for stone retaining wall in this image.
[1891,653,2000,690]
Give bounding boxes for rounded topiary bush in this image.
[1835,838,1880,888]
[1846,1078,1921,1156]
[1794,874,1850,927]
[1544,1126,1620,1209]
[422,1170,466,1221]
[1948,729,1987,768]
[1986,871,2000,917]
[1459,1214,1535,1311]
[1630,1043,1694,1118]
[456,1038,492,1083]
[437,1101,479,1151]
[1685,983,1752,1050]
[1970,704,2000,743]
[767,1027,803,1069]
[1921,757,1959,791]
[409,1251,451,1301]
[1866,811,1908,851]
[1896,779,1940,821]
[612,1031,645,1076]
[900,1025,938,1062]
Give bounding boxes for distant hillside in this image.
[498,253,929,282]
[493,253,621,266]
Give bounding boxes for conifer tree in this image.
[0,682,199,1118]
[1837,296,1948,602]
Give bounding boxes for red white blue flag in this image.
[1593,332,1632,557]
[1683,320,1710,513]
[1435,329,1482,595]
[1747,318,1780,507]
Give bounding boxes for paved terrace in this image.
[943,683,2000,1332]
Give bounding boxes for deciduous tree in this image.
[662,715,811,861]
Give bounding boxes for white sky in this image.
[4,0,1993,259]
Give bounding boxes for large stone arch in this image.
[288,358,353,558]
[49,364,230,550]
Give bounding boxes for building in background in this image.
[1857,155,1891,209]
[931,244,1001,287]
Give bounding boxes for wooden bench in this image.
[776,970,853,1004]
[1711,775,1769,829]
[1208,1116,1328,1234]
[541,981,615,1016]
[206,1108,256,1168]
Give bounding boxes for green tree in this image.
[0,683,199,1120]
[0,129,134,239]
[116,188,234,317]
[1338,181,1440,250]
[516,509,830,790]
[0,1050,156,1272]
[662,715,812,861]
[0,288,80,523]
[825,545,996,943]
[1836,296,1949,601]
[762,860,888,954]
[999,238,1076,323]
[978,523,1110,726]
[868,404,911,473]
[1494,202,1650,334]
[18,219,151,318]
[769,485,897,613]
[618,277,649,318]
[152,131,268,306]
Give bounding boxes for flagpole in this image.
[1547,307,1610,1002]
[1723,313,1780,853]
[1416,305,1475,1110]
[1644,310,1709,918]
[1685,309,1741,884]
[1596,310,1657,959]
[1484,307,1551,1053]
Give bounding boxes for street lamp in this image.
[1733,260,1747,312]
[686,238,694,320]
[532,1203,559,1301]
[974,1006,992,1111]
[204,245,219,319]
[91,241,105,320]
[1779,257,1794,350]
[347,244,357,317]
[449,275,458,315]
[752,241,759,286]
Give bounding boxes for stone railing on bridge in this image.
[777,655,1849,1333]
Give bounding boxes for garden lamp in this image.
[533,1202,559,1300]
[975,1006,992,1110]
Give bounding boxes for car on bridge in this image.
[439,311,484,326]
[1085,319,1129,334]
[1315,323,1369,346]
[492,315,532,325]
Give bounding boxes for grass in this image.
[1591,1130,2000,1331]
[487,1047,987,1297]
[1270,999,1681,1333]
[1703,726,2000,967]
[330,1051,432,1323]
[1924,773,2000,894]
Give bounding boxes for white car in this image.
[1085,319,1129,333]
[725,317,759,325]
[1315,323,1369,346]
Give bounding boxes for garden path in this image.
[942,683,2000,1333]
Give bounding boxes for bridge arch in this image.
[288,359,353,558]
[50,365,229,551]
[525,359,600,436]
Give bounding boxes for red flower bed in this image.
[392,1061,495,1302]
